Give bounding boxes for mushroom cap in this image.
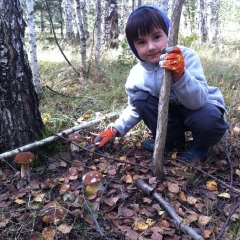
[42,202,66,224]
[82,171,103,186]
[68,133,84,142]
[14,152,35,164]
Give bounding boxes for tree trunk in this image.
[159,0,168,14]
[104,0,119,48]
[0,0,44,153]
[58,0,64,38]
[80,0,89,40]
[74,0,87,74]
[198,0,207,44]
[26,0,42,93]
[62,0,74,40]
[94,0,102,65]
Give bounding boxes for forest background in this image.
[0,0,240,239]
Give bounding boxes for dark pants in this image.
[133,91,228,150]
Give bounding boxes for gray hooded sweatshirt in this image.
[110,45,226,137]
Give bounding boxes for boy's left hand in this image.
[159,46,185,80]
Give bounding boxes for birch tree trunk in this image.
[62,0,74,40]
[58,0,64,38]
[80,0,89,40]
[104,0,119,48]
[0,0,44,153]
[198,0,207,44]
[26,0,42,93]
[159,0,168,14]
[94,0,102,65]
[74,0,87,74]
[206,0,219,44]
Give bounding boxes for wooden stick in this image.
[0,112,119,160]
[152,0,185,179]
[135,178,204,240]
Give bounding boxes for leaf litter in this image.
[0,129,240,240]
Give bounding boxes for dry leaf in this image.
[42,227,56,240]
[15,199,25,204]
[134,221,149,231]
[34,194,45,202]
[158,219,170,230]
[119,156,126,161]
[146,218,155,226]
[203,229,212,238]
[187,196,197,205]
[179,191,187,202]
[167,182,180,193]
[57,223,72,234]
[198,215,211,226]
[206,181,218,191]
[218,192,230,198]
[121,174,133,183]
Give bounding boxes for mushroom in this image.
[67,133,84,152]
[14,152,35,178]
[82,171,104,196]
[41,202,66,225]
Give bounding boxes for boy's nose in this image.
[148,41,156,50]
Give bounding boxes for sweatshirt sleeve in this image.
[109,96,142,136]
[170,47,209,110]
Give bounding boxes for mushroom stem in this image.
[21,163,30,178]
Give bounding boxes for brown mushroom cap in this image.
[82,171,103,186]
[14,152,35,164]
[42,202,66,224]
[68,133,84,142]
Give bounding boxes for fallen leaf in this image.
[206,181,218,191]
[167,182,180,193]
[134,221,149,231]
[218,192,230,198]
[57,223,72,234]
[42,227,56,240]
[34,193,45,202]
[187,196,197,205]
[121,174,133,183]
[179,191,187,202]
[198,215,211,226]
[146,218,155,226]
[158,219,170,230]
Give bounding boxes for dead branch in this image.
[152,0,185,179]
[135,178,204,240]
[0,112,119,160]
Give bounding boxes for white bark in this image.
[80,0,89,39]
[94,0,102,65]
[74,0,87,73]
[159,0,168,14]
[26,0,42,93]
[206,0,219,44]
[62,0,74,40]
[0,112,119,160]
[198,0,207,44]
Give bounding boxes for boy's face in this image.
[133,28,168,64]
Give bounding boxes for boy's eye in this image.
[136,40,145,45]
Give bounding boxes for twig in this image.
[44,0,80,75]
[174,157,240,194]
[81,182,106,238]
[135,178,204,240]
[215,201,240,240]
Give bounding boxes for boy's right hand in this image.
[94,127,118,147]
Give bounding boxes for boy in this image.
[94,5,228,162]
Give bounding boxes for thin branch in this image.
[44,0,80,75]
[215,200,240,240]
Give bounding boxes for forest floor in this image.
[0,122,240,240]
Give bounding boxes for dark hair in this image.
[125,8,168,46]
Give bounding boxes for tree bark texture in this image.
[26,0,42,93]
[94,0,102,65]
[74,0,87,73]
[152,0,185,179]
[62,0,74,40]
[0,0,43,153]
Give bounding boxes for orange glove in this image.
[159,46,185,79]
[94,127,118,147]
